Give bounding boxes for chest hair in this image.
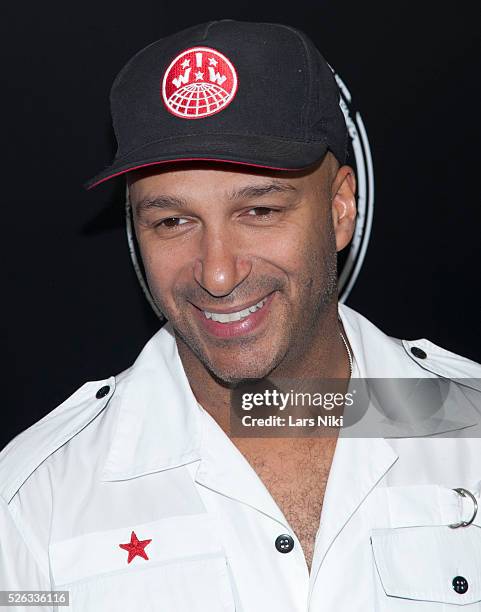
[232,437,338,570]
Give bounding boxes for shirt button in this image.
[410,346,427,359]
[96,385,110,399]
[452,576,469,594]
[275,534,294,553]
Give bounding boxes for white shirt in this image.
[1,304,481,611]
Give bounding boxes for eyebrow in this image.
[134,194,188,215]
[134,181,298,215]
[228,181,298,200]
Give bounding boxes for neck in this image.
[176,302,352,434]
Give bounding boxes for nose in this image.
[193,230,252,297]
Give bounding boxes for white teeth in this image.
[203,297,268,323]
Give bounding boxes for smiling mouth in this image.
[200,296,269,323]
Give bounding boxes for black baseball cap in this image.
[85,20,348,189]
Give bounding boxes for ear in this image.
[331,166,357,252]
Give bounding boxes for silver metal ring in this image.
[449,488,478,528]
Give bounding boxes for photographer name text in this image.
[241,415,343,427]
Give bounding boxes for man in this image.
[1,19,481,612]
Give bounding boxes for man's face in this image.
[129,156,355,383]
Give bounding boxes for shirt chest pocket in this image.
[371,526,481,609]
[49,514,236,612]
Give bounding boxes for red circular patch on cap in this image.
[162,46,238,119]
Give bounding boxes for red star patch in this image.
[119,531,152,564]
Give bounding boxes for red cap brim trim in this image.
[87,157,303,190]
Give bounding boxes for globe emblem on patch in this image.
[162,46,238,119]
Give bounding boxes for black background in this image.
[2,1,480,448]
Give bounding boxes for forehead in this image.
[127,160,328,202]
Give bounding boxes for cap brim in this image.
[84,133,329,189]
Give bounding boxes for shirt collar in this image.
[99,322,291,526]
[100,321,202,482]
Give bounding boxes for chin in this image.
[206,354,280,385]
[172,315,288,383]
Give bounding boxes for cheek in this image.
[280,219,336,304]
[256,215,314,265]
[268,219,328,277]
[138,236,187,304]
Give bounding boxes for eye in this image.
[245,207,277,217]
[156,217,189,229]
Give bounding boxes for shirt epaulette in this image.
[402,338,481,392]
[0,377,116,504]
